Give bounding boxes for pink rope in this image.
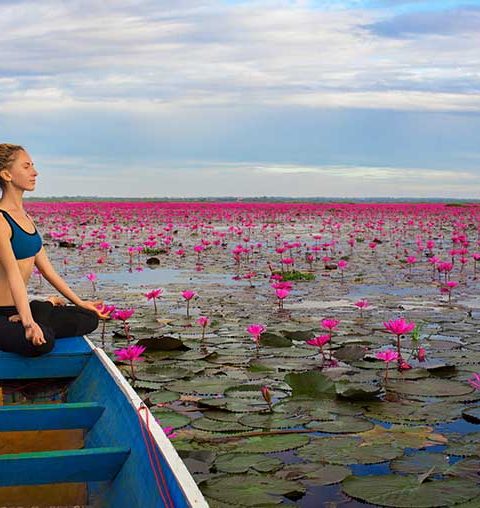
[136,404,175,508]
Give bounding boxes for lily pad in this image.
[201,474,305,506]
[260,332,292,348]
[360,425,447,449]
[387,379,474,398]
[150,407,191,429]
[275,463,351,486]
[364,401,463,425]
[134,366,192,383]
[463,405,480,424]
[239,413,311,430]
[298,436,402,465]
[147,390,180,404]
[166,377,236,395]
[305,416,374,434]
[235,434,310,453]
[136,335,186,351]
[192,417,249,433]
[446,433,480,457]
[214,453,283,473]
[285,371,336,399]
[335,381,382,400]
[342,475,480,507]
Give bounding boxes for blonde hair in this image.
[0,143,25,190]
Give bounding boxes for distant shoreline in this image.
[24,196,480,204]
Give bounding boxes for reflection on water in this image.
[349,284,438,299]
[97,267,235,286]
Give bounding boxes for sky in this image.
[0,0,479,198]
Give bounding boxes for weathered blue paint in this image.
[68,354,191,508]
[0,447,130,486]
[0,336,91,380]
[0,402,104,431]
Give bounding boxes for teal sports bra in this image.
[0,209,43,260]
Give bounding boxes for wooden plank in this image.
[0,447,130,486]
[0,482,87,506]
[0,429,84,455]
[0,336,92,380]
[0,402,104,431]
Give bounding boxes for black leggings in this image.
[0,300,99,357]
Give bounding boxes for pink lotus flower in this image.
[398,359,412,371]
[354,299,369,318]
[145,288,164,300]
[383,318,415,336]
[376,349,399,383]
[375,350,399,363]
[182,290,197,301]
[85,272,97,293]
[114,345,146,381]
[145,288,164,314]
[114,345,146,362]
[468,373,480,390]
[321,319,340,331]
[306,335,331,348]
[111,308,135,342]
[197,316,209,339]
[275,288,290,310]
[417,347,426,362]
[306,334,331,363]
[383,318,415,370]
[261,385,273,412]
[337,260,347,269]
[247,323,266,353]
[182,290,197,318]
[112,308,135,321]
[197,316,209,327]
[247,323,266,340]
[440,281,458,303]
[155,420,177,439]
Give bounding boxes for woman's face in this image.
[5,149,38,192]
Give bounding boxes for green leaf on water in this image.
[387,379,474,398]
[276,463,351,486]
[201,474,305,506]
[298,436,402,465]
[192,417,249,433]
[285,371,336,399]
[214,453,283,473]
[150,407,191,429]
[305,416,374,434]
[342,475,480,507]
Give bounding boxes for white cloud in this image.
[0,1,478,113]
[32,157,480,198]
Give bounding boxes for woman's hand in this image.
[8,316,46,346]
[25,321,47,346]
[47,295,67,306]
[79,299,109,319]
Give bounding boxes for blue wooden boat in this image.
[0,336,208,507]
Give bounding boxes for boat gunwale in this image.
[83,336,208,508]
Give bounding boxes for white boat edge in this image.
[83,335,209,508]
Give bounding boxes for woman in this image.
[0,143,105,357]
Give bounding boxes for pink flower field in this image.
[26,200,480,507]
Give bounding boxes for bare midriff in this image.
[0,257,35,306]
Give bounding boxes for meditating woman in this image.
[0,143,105,356]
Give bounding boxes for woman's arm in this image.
[34,247,105,317]
[0,216,35,328]
[34,247,85,305]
